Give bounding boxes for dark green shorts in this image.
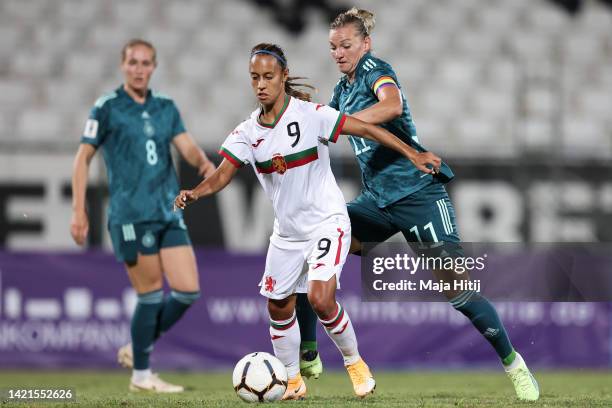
[108,218,191,264]
[348,181,462,256]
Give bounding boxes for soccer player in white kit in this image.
[174,43,441,399]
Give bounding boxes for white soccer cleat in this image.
[129,373,184,393]
[117,343,133,369]
[506,353,540,401]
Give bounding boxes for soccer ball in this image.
[232,352,288,403]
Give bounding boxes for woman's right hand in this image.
[70,210,89,246]
[173,190,198,211]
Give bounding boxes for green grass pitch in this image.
[1,370,611,407]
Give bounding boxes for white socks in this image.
[132,368,152,383]
[270,312,301,378]
[319,302,360,366]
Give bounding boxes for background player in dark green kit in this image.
[295,8,539,401]
[70,39,215,393]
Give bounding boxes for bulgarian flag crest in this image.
[271,153,288,174]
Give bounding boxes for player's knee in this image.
[267,297,294,320]
[170,289,201,305]
[307,292,336,320]
[135,279,163,294]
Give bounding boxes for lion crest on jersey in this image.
[271,153,287,174]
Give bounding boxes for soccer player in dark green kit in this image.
[70,39,215,393]
[295,8,539,401]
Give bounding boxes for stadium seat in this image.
[509,31,554,60]
[192,27,240,59]
[437,58,481,90]
[88,24,136,53]
[17,108,65,141]
[63,52,109,80]
[524,2,569,34]
[456,117,515,157]
[564,32,604,65]
[452,30,503,57]
[563,118,610,158]
[0,25,23,60]
[31,25,79,56]
[11,51,57,79]
[525,88,555,117]
[577,89,612,118]
[471,87,515,120]
[420,86,464,121]
[164,2,208,27]
[3,0,48,22]
[112,0,152,27]
[394,58,432,87]
[143,27,186,58]
[401,29,448,57]
[576,3,612,36]
[522,117,554,152]
[44,79,95,114]
[0,113,10,141]
[0,80,35,110]
[58,0,101,23]
[473,4,519,34]
[215,1,258,26]
[413,116,451,154]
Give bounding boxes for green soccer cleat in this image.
[300,350,323,379]
[506,353,540,401]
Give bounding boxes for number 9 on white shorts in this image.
[259,219,351,300]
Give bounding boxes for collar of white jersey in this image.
[256,95,291,129]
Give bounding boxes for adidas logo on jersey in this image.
[362,58,377,71]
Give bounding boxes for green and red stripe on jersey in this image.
[329,113,347,143]
[219,147,244,168]
[255,146,318,174]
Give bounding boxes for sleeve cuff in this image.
[219,148,244,168]
[329,114,347,143]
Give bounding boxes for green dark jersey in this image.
[330,52,453,207]
[81,86,186,225]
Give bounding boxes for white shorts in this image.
[259,218,351,300]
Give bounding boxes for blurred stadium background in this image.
[0,0,611,395]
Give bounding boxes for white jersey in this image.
[219,96,349,244]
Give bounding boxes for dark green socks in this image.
[132,289,201,370]
[155,290,201,340]
[131,289,164,370]
[296,292,318,351]
[451,290,515,364]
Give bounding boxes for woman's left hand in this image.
[411,151,442,174]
